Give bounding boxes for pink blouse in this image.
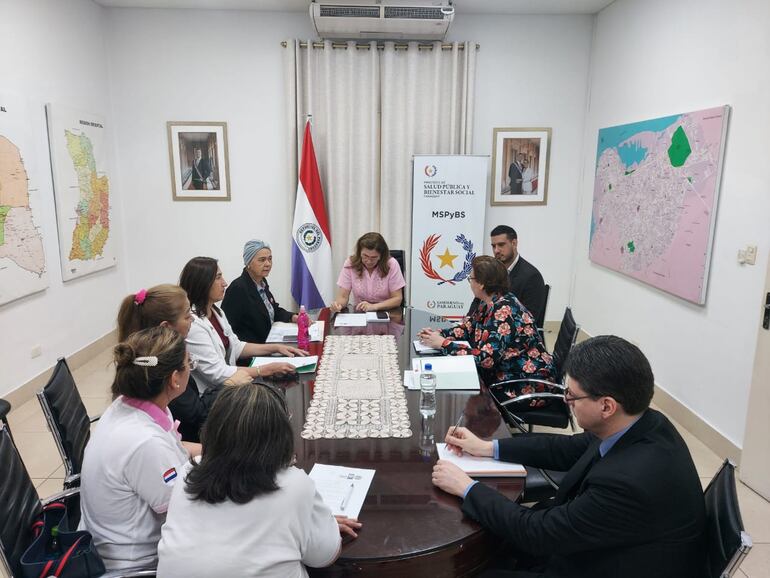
[337,256,405,305]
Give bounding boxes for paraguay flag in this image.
[291,121,333,309]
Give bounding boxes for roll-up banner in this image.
[410,155,489,319]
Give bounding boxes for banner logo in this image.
[424,164,437,177]
[419,234,475,285]
[296,223,323,253]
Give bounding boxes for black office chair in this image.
[0,398,12,445]
[535,283,550,338]
[704,459,752,578]
[0,424,155,578]
[36,357,97,488]
[390,249,407,307]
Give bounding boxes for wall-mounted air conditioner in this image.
[310,0,455,41]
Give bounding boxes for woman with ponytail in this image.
[79,326,200,571]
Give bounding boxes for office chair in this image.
[36,357,97,488]
[390,249,407,307]
[704,459,752,578]
[0,398,12,444]
[0,423,155,578]
[535,283,550,339]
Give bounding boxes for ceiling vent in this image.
[310,0,454,41]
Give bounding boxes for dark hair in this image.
[471,256,510,295]
[490,225,517,240]
[185,383,294,504]
[564,335,654,415]
[180,257,218,317]
[349,232,390,277]
[117,284,189,342]
[111,326,187,399]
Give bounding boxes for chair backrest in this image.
[535,283,550,329]
[552,307,579,382]
[0,424,43,578]
[390,249,407,307]
[704,459,752,578]
[37,358,91,480]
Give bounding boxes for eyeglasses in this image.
[564,386,593,403]
[467,276,476,283]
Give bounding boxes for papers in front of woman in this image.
[403,356,479,390]
[249,355,318,373]
[265,321,324,343]
[413,339,470,355]
[436,443,526,477]
[308,464,375,518]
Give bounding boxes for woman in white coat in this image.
[179,256,306,394]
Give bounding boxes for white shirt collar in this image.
[507,254,520,273]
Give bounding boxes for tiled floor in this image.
[3,343,769,578]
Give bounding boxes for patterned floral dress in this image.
[439,292,555,390]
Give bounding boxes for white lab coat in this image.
[185,308,247,394]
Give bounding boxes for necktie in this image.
[554,443,601,505]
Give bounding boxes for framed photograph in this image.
[490,127,551,206]
[167,121,230,201]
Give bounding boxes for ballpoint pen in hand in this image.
[340,482,355,511]
[451,412,464,437]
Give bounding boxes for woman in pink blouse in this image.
[330,232,405,313]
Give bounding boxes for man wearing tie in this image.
[190,147,211,190]
[432,336,705,578]
[507,152,525,194]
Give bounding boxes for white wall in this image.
[106,8,314,301]
[0,0,127,397]
[573,0,770,445]
[450,15,593,322]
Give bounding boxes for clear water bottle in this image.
[419,363,437,417]
[297,306,310,350]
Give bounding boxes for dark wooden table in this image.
[280,308,523,578]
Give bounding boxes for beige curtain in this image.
[284,40,477,278]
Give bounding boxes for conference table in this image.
[280,307,524,578]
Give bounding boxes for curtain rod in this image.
[281,41,479,51]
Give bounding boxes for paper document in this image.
[334,314,367,327]
[308,464,375,518]
[410,356,479,390]
[249,355,318,374]
[265,321,323,343]
[413,339,470,354]
[436,443,526,477]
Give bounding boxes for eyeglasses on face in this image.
[467,276,476,283]
[563,386,593,403]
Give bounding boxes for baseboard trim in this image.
[652,386,741,464]
[4,330,117,411]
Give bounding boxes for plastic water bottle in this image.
[297,306,310,350]
[419,363,437,417]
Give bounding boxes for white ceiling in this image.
[92,0,616,15]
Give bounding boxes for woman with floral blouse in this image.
[417,256,555,389]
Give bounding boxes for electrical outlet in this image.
[745,245,757,265]
[31,345,42,358]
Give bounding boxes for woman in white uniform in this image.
[179,256,306,394]
[158,383,362,578]
[79,326,199,571]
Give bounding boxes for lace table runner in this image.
[301,335,412,439]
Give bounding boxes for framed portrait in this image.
[490,127,551,206]
[167,121,231,201]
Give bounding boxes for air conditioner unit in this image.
[310,0,454,41]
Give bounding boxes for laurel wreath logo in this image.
[419,234,475,285]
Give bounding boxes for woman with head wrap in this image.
[222,239,298,344]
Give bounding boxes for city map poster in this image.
[0,92,48,305]
[589,106,729,304]
[47,103,116,281]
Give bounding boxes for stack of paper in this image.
[249,355,318,374]
[333,313,367,327]
[436,443,526,477]
[308,464,375,518]
[413,339,470,355]
[406,356,479,390]
[265,321,324,343]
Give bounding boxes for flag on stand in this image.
[291,121,334,309]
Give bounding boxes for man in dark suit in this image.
[190,147,211,190]
[432,335,705,578]
[468,225,547,324]
[508,153,525,194]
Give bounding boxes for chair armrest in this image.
[101,567,156,578]
[0,398,11,422]
[89,415,100,423]
[499,392,565,408]
[490,378,565,393]
[41,486,80,507]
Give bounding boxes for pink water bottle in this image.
[297,306,310,350]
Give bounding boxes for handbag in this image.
[20,501,106,578]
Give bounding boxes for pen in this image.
[340,482,355,511]
[451,412,464,437]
